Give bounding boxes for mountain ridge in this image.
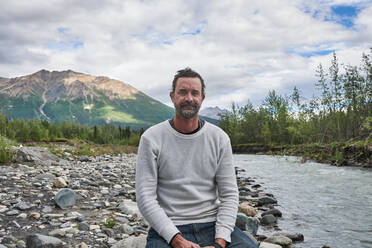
[0,70,174,128]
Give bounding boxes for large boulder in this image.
[261,208,282,218]
[112,236,147,248]
[26,234,65,248]
[235,213,259,235]
[118,200,141,216]
[273,230,304,242]
[264,235,293,246]
[12,146,68,167]
[257,196,277,206]
[260,214,277,225]
[54,188,76,209]
[259,242,282,248]
[238,203,257,217]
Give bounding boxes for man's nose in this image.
[184,92,193,101]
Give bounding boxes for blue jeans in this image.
[146,222,258,248]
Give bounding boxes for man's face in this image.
[170,77,205,119]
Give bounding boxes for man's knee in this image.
[228,226,259,248]
[146,229,172,248]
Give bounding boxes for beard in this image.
[175,102,200,119]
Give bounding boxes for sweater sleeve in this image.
[135,135,180,244]
[214,136,239,243]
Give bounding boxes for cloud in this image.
[0,0,371,110]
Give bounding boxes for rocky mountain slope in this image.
[199,106,229,120]
[0,70,174,128]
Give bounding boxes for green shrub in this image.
[102,219,116,228]
[0,136,13,163]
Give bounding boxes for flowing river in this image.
[234,154,372,248]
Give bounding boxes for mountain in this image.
[199,106,229,120]
[0,70,174,128]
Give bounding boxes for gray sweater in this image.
[135,120,238,243]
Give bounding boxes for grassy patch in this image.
[45,139,137,158]
[97,105,143,124]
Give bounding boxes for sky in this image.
[0,0,371,110]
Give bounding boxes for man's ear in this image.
[170,92,174,102]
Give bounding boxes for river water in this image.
[234,154,372,248]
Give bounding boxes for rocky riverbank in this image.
[0,146,307,248]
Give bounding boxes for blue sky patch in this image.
[302,4,362,28]
[330,5,361,28]
[47,41,84,51]
[57,27,70,34]
[286,48,334,58]
[181,29,201,36]
[299,49,334,58]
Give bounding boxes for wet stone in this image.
[54,188,76,209]
[14,201,33,211]
[262,208,282,218]
[258,197,277,206]
[42,206,53,213]
[260,214,277,225]
[6,210,20,216]
[26,234,65,248]
[75,215,86,222]
[78,222,90,231]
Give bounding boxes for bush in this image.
[0,136,13,163]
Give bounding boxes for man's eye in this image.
[192,91,200,96]
[179,90,187,95]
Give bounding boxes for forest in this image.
[219,50,372,146]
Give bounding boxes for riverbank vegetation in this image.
[220,50,372,166]
[0,116,142,162]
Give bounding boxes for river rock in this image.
[76,242,88,248]
[26,234,65,248]
[17,240,26,248]
[14,201,33,211]
[273,230,304,242]
[12,146,68,167]
[35,173,55,181]
[79,156,90,162]
[42,206,53,213]
[54,188,76,208]
[262,208,282,217]
[258,196,277,206]
[119,223,135,235]
[75,215,86,222]
[54,177,67,188]
[235,213,259,235]
[264,235,292,246]
[259,242,282,248]
[118,200,140,216]
[30,212,41,219]
[238,204,257,217]
[260,214,277,225]
[112,236,147,248]
[78,222,90,231]
[6,210,19,216]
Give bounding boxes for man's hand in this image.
[215,238,226,248]
[171,234,200,248]
[201,238,227,248]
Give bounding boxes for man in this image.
[136,68,258,248]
